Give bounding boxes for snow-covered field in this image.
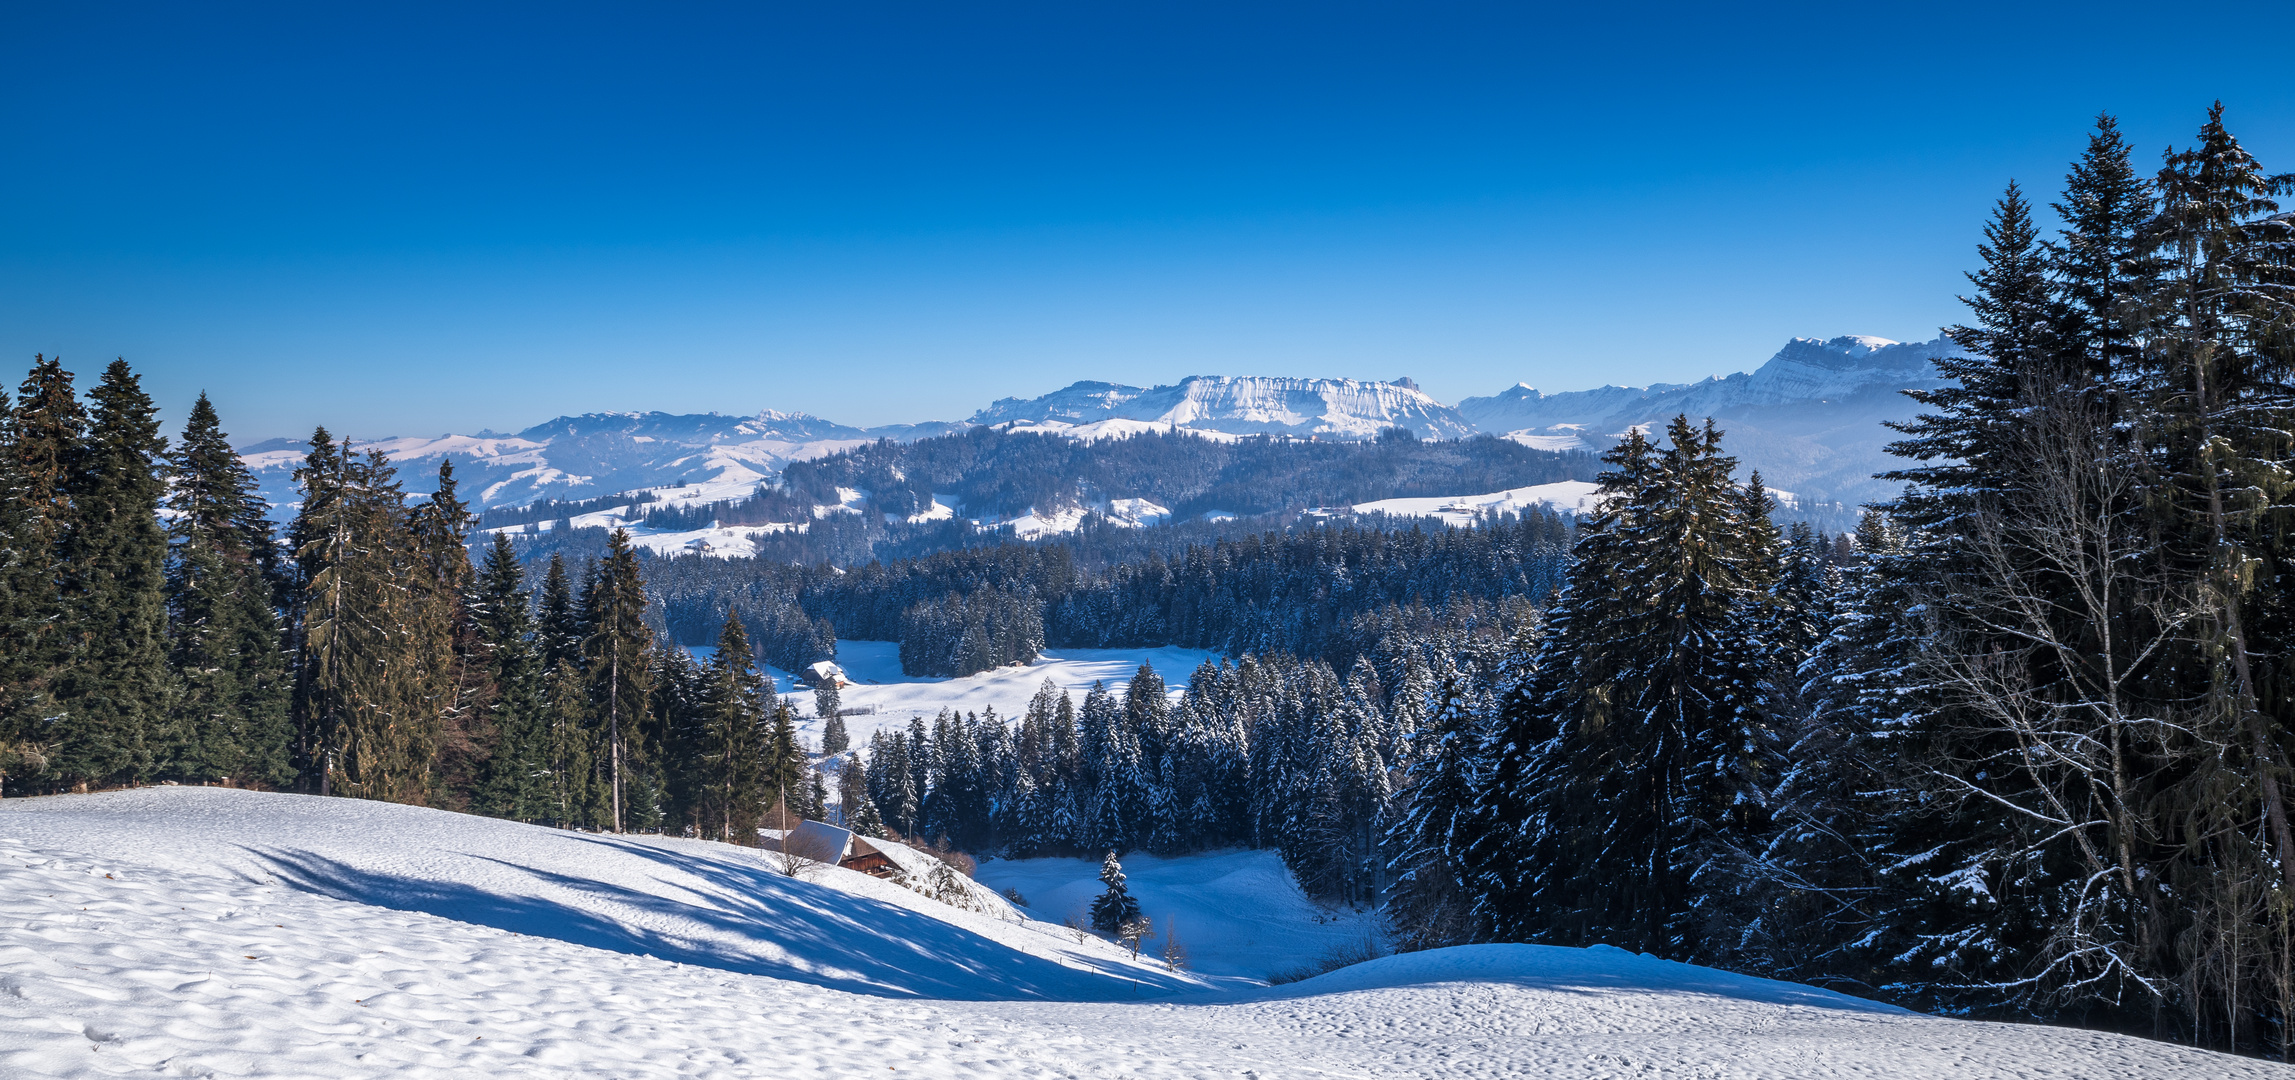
[1352,480,1605,526]
[3,788,2282,1078]
[976,849,1384,982]
[774,641,1216,750]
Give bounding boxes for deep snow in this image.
[5,787,2286,1078]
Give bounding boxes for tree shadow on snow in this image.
[248,839,1202,1003]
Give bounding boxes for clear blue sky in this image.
[4,2,2290,441]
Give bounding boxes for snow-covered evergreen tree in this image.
[1089,850,1142,934]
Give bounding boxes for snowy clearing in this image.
[1353,480,1605,525]
[3,788,2278,1079]
[772,641,1216,750]
[976,849,1385,982]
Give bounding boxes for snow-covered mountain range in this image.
[1456,335,1955,504]
[974,374,1476,441]
[241,336,1953,513]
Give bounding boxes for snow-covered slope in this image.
[978,849,1385,981]
[4,788,2278,1079]
[973,375,1476,440]
[241,411,965,513]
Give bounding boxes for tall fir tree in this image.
[162,393,290,787]
[581,529,654,831]
[1467,418,1782,960]
[47,360,171,788]
[696,609,766,843]
[471,533,553,821]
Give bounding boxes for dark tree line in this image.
[500,423,1596,572]
[643,508,1572,679]
[0,360,284,794]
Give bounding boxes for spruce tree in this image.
[4,357,85,786]
[536,553,583,671]
[293,443,436,803]
[471,534,552,821]
[1090,850,1142,934]
[839,753,885,836]
[163,393,290,787]
[819,706,849,756]
[407,460,480,807]
[1467,418,1781,960]
[763,694,806,819]
[0,377,55,793]
[1384,671,1485,951]
[49,360,171,788]
[696,609,765,843]
[581,529,654,831]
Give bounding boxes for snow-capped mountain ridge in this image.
[972,374,1475,440]
[240,334,1957,513]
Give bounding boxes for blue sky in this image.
[3,2,2290,441]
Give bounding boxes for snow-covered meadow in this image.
[768,641,1216,751]
[3,787,2282,1078]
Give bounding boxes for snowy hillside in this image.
[973,374,1476,440]
[4,788,2276,1079]
[240,411,965,513]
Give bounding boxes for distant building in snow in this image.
[804,660,850,688]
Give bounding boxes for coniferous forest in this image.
[2,107,2292,1055]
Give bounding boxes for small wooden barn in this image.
[784,819,901,878]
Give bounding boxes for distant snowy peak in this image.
[974,374,1474,440]
[1458,334,1953,434]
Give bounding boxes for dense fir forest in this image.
[2,105,2290,1058]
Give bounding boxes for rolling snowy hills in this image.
[3,787,2277,1079]
[238,335,1957,516]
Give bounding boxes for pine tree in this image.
[292,441,438,803]
[696,609,765,843]
[820,706,849,756]
[49,359,171,788]
[471,534,552,821]
[1468,418,1781,960]
[162,393,290,787]
[1090,850,1142,934]
[536,553,583,671]
[581,529,654,831]
[839,752,885,836]
[1385,671,1485,951]
[762,694,806,819]
[407,459,480,807]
